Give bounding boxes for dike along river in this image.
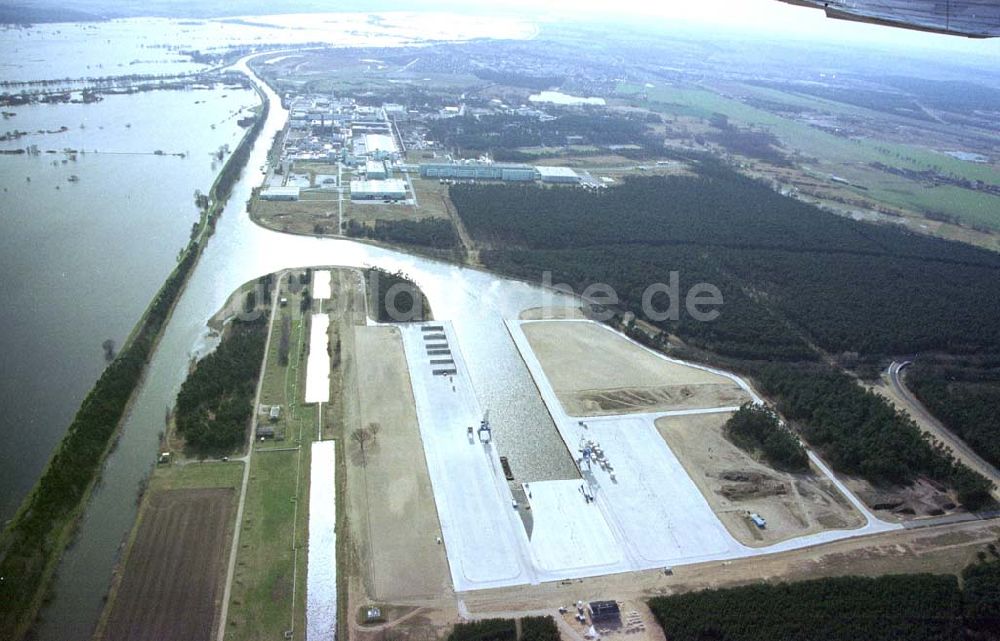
[32,53,579,640]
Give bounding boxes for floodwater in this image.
[1,17,569,641]
[0,87,256,522]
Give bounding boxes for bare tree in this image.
[351,427,372,465]
[367,422,381,444]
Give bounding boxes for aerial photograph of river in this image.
[3,3,999,641]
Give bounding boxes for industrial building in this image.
[350,179,407,201]
[365,159,388,180]
[588,601,621,624]
[536,166,581,184]
[260,186,301,201]
[353,132,398,160]
[419,161,537,182]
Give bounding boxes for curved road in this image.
[887,361,1000,497]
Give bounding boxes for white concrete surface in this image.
[522,480,622,573]
[307,441,336,641]
[312,270,332,300]
[399,322,535,591]
[304,314,330,403]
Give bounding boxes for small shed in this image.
[269,405,281,422]
[256,425,275,440]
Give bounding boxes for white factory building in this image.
[260,186,301,201]
[536,166,581,184]
[350,179,407,201]
[353,132,398,160]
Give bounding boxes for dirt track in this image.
[522,321,748,416]
[102,488,233,641]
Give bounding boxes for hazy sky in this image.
[476,0,1000,57]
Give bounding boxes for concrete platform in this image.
[522,479,622,573]
[304,314,330,404]
[506,319,902,573]
[312,270,332,300]
[307,441,336,641]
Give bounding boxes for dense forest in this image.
[427,111,656,153]
[365,268,432,323]
[344,217,458,249]
[446,617,559,641]
[648,574,964,641]
[725,402,808,472]
[451,167,1000,358]
[907,360,1000,470]
[450,164,998,505]
[174,315,268,454]
[962,559,1000,633]
[756,364,992,509]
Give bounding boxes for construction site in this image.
[325,265,964,634]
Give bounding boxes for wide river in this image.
[19,34,582,641]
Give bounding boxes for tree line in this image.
[649,573,971,641]
[0,77,273,640]
[907,360,1000,470]
[344,217,458,249]
[365,268,432,323]
[0,242,200,638]
[447,616,559,641]
[174,315,268,454]
[756,363,992,509]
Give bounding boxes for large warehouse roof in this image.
[535,166,580,180]
[350,179,407,198]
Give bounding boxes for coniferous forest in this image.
[648,574,965,641]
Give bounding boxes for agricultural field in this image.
[101,485,237,641]
[618,82,1000,232]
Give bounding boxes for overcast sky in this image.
[468,0,1000,58]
